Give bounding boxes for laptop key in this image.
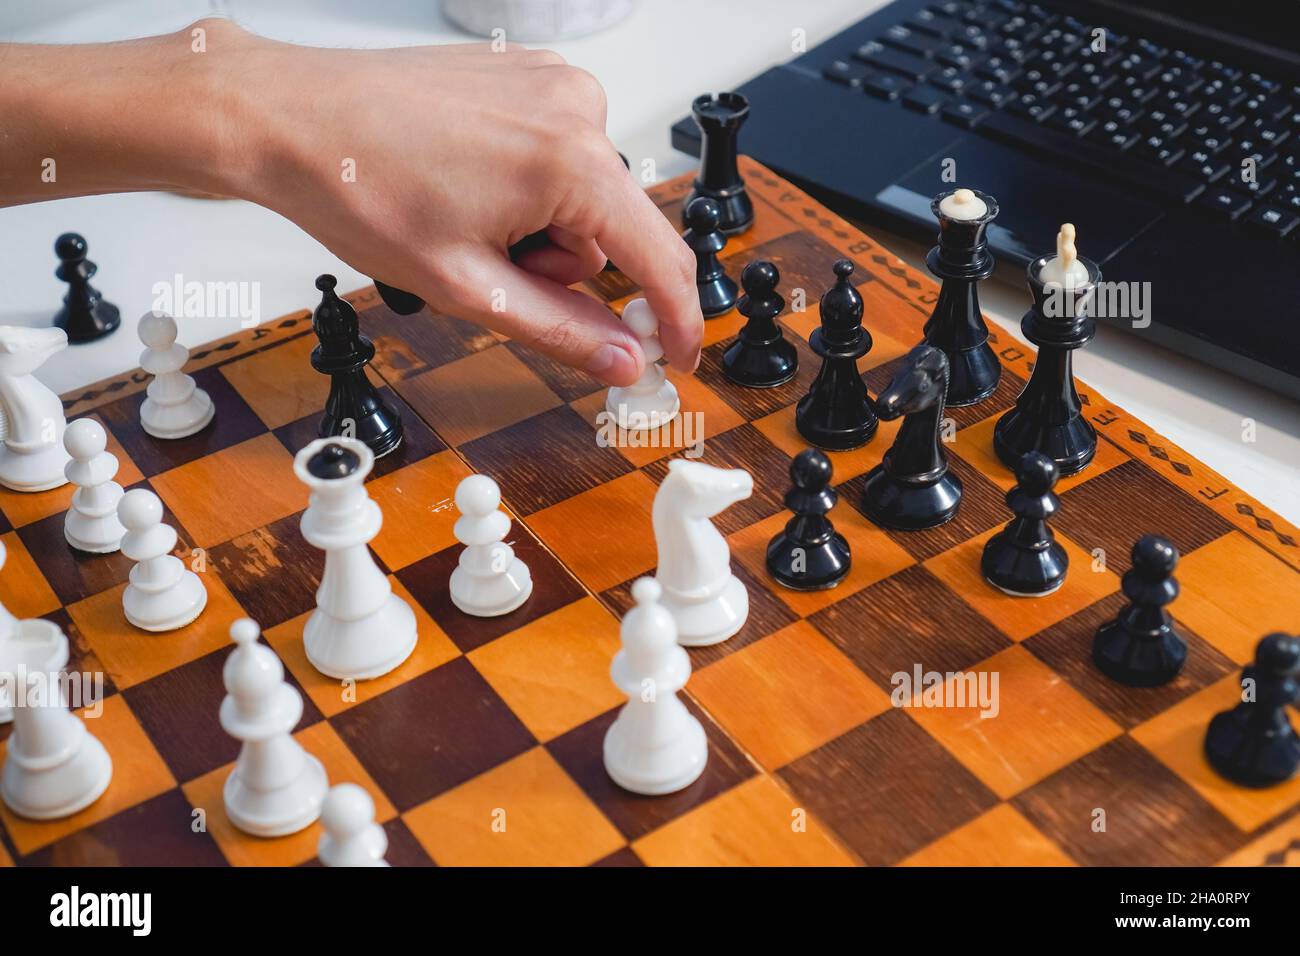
[902,85,951,113]
[854,41,936,80]
[1006,92,1055,121]
[1085,120,1139,151]
[1132,135,1184,166]
[936,43,986,70]
[968,81,1017,108]
[929,66,974,93]
[1232,176,1278,199]
[908,10,952,37]
[1175,155,1230,182]
[1245,204,1298,237]
[823,59,870,87]
[1046,110,1097,137]
[1196,188,1252,220]
[977,55,1023,84]
[882,25,947,57]
[942,101,990,128]
[864,72,911,100]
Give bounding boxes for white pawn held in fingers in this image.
[319,783,389,867]
[295,437,417,679]
[0,325,71,492]
[605,298,680,432]
[653,459,753,646]
[603,578,707,795]
[119,488,207,631]
[221,618,327,837]
[0,617,112,820]
[63,418,127,554]
[138,311,214,439]
[449,474,532,617]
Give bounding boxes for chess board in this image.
[1,157,1297,868]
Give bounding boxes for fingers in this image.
[429,250,644,386]
[557,151,702,370]
[514,226,607,285]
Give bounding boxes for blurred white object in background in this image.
[442,0,634,42]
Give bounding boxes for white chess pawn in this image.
[0,540,15,724]
[0,617,112,820]
[138,311,214,439]
[63,418,127,554]
[603,577,708,795]
[295,437,418,680]
[221,618,328,837]
[0,325,71,492]
[318,783,389,867]
[119,488,207,631]
[448,474,533,617]
[605,298,680,432]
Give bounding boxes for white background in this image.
[1,0,1296,523]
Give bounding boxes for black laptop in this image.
[672,0,1300,400]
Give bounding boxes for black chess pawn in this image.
[311,274,404,458]
[1205,633,1300,788]
[767,449,851,590]
[682,197,738,317]
[1092,536,1188,686]
[723,260,798,388]
[51,233,120,343]
[796,260,878,450]
[922,189,1001,406]
[683,92,754,235]
[861,344,963,530]
[993,224,1100,476]
[981,452,1069,596]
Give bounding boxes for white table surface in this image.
[2,0,1297,524]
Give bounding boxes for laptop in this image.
[671,0,1300,400]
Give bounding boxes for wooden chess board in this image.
[1,157,1297,868]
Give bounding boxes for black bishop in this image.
[311,274,404,459]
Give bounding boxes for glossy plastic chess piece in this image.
[860,344,963,530]
[373,280,425,316]
[311,275,404,459]
[603,578,708,795]
[138,311,214,439]
[795,260,878,450]
[52,233,120,343]
[0,541,15,724]
[723,260,798,388]
[605,298,680,431]
[296,438,418,679]
[653,460,752,646]
[221,618,328,837]
[119,488,207,631]
[0,618,112,820]
[922,188,1001,407]
[63,418,127,554]
[1205,633,1300,788]
[981,452,1069,597]
[682,92,754,235]
[449,473,534,617]
[993,225,1099,476]
[767,449,851,590]
[0,325,71,492]
[1093,536,1188,686]
[319,783,389,867]
[682,198,738,318]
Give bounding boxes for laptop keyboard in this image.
[819,0,1300,238]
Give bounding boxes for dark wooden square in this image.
[1023,591,1236,729]
[778,709,999,865]
[331,657,535,812]
[695,332,818,421]
[20,789,228,866]
[811,565,1013,691]
[504,340,604,404]
[359,301,497,378]
[1057,458,1235,575]
[396,522,585,654]
[1012,735,1245,866]
[546,699,756,842]
[209,510,320,631]
[96,366,267,478]
[729,230,857,304]
[123,643,323,784]
[460,405,634,515]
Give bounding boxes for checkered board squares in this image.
[3,158,1299,869]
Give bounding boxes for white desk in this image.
[2,0,1297,523]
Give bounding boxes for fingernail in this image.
[691,349,702,372]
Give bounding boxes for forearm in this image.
[0,20,263,206]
